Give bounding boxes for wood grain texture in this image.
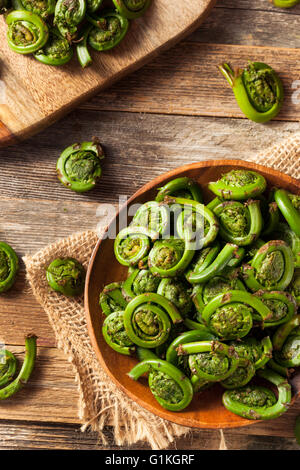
[81,42,300,120]
[0,421,300,450]
[0,345,79,423]
[0,0,215,145]
[0,110,299,204]
[220,0,300,13]
[192,6,300,48]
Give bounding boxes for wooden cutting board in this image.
[0,0,215,147]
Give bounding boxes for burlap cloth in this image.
[23,133,300,450]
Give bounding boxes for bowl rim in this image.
[84,158,300,429]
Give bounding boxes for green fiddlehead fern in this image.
[274,189,300,238]
[57,141,104,192]
[185,244,240,284]
[177,340,239,382]
[172,197,219,249]
[112,0,151,19]
[268,358,290,378]
[242,240,295,291]
[0,350,17,387]
[213,200,263,246]
[192,270,246,321]
[99,282,128,315]
[166,327,216,367]
[156,177,203,203]
[87,10,129,51]
[34,28,73,65]
[222,368,291,420]
[0,242,19,294]
[207,196,224,211]
[129,347,193,411]
[46,258,86,296]
[183,315,211,331]
[220,336,273,389]
[166,328,217,392]
[148,237,194,278]
[123,293,182,348]
[208,170,267,201]
[12,0,56,18]
[185,243,220,284]
[221,358,256,390]
[154,323,186,360]
[273,315,300,367]
[157,278,193,317]
[122,268,160,301]
[288,269,300,305]
[6,10,49,54]
[76,24,92,68]
[218,61,284,123]
[102,311,135,355]
[0,334,37,400]
[273,0,300,7]
[272,223,300,268]
[54,0,86,42]
[230,336,273,370]
[115,226,157,267]
[254,290,297,327]
[225,247,246,267]
[131,201,170,236]
[201,290,273,340]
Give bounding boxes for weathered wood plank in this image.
[0,198,102,347]
[219,0,300,14]
[0,346,79,423]
[80,44,300,120]
[0,111,298,204]
[192,7,300,48]
[0,418,300,449]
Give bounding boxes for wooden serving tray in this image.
[0,0,215,147]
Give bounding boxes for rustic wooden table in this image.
[0,0,300,450]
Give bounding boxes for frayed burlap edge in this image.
[23,134,299,449]
[247,132,300,180]
[23,231,189,449]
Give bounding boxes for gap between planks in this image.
[79,43,300,122]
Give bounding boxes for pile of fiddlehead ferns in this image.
[1,0,152,67]
[100,170,300,419]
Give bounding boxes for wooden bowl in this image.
[85,159,300,429]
